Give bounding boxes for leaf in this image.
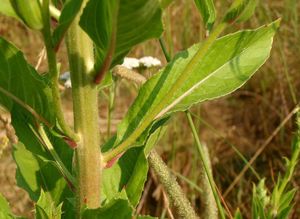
[13,143,70,204]
[110,21,279,151]
[194,0,216,30]
[98,71,113,91]
[277,189,297,215]
[80,0,163,70]
[0,193,15,219]
[35,190,63,219]
[233,209,243,219]
[251,180,268,219]
[223,0,257,23]
[52,0,83,46]
[82,191,132,219]
[102,126,167,207]
[0,37,55,125]
[159,0,174,9]
[10,0,44,30]
[0,0,19,19]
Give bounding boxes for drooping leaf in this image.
[110,21,279,152]
[82,191,132,219]
[52,0,83,46]
[0,193,15,219]
[194,0,216,30]
[80,0,163,70]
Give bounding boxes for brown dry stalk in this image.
[224,105,299,197]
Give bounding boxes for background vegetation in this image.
[0,0,299,218]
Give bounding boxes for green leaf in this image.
[252,180,269,219]
[233,209,243,219]
[52,0,83,46]
[0,0,19,19]
[35,190,63,219]
[0,193,15,219]
[0,37,74,213]
[98,71,113,91]
[111,21,279,151]
[194,0,216,30]
[80,0,163,69]
[82,192,132,219]
[10,0,44,30]
[159,0,174,9]
[13,143,70,203]
[0,37,55,125]
[223,0,257,23]
[102,126,166,207]
[277,189,297,217]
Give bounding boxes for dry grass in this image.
[0,0,300,218]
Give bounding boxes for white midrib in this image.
[154,39,269,120]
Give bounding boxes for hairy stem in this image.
[148,150,199,219]
[65,0,102,212]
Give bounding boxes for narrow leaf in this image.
[194,0,216,30]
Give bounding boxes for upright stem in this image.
[65,0,102,212]
[186,112,227,219]
[41,0,78,141]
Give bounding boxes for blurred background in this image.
[0,0,299,218]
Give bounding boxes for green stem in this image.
[37,125,76,187]
[277,110,300,197]
[41,0,79,142]
[107,82,115,139]
[103,22,228,163]
[148,150,199,219]
[159,37,171,62]
[65,0,102,212]
[186,111,226,219]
